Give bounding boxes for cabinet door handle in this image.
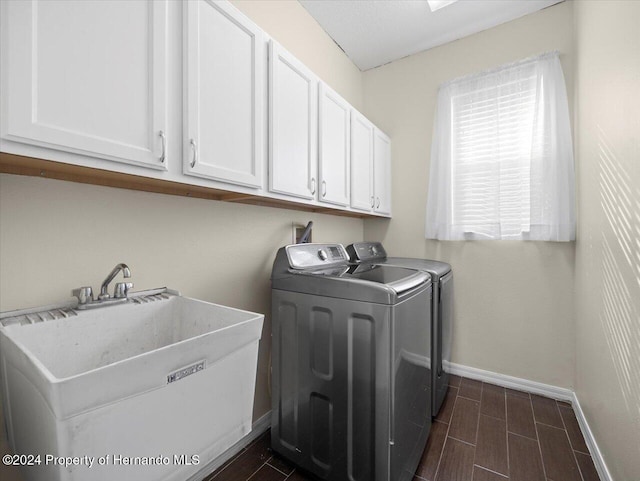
[311,177,316,195]
[376,197,380,209]
[370,196,375,208]
[322,180,327,198]
[190,139,197,168]
[159,130,166,163]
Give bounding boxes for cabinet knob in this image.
[159,130,166,163]
[376,197,380,209]
[322,180,327,198]
[311,177,316,195]
[370,196,374,208]
[190,139,198,168]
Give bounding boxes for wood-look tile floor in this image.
[204,375,601,481]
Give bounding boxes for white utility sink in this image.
[0,289,264,481]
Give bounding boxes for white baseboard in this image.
[447,362,612,481]
[190,411,271,481]
[447,361,574,401]
[570,394,613,481]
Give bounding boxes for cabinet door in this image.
[184,0,264,188]
[350,111,374,212]
[269,41,318,200]
[0,0,168,170]
[373,128,392,216]
[318,83,350,207]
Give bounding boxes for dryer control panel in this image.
[347,241,388,262]
[285,243,349,270]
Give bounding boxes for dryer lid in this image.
[345,263,427,294]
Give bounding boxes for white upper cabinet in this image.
[0,0,391,217]
[269,41,318,200]
[184,0,264,188]
[350,111,374,212]
[350,112,392,216]
[318,83,350,207]
[0,0,168,170]
[373,128,392,215]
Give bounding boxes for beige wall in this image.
[0,176,363,419]
[0,0,364,425]
[362,1,576,389]
[574,1,640,479]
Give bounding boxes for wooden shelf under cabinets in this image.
[0,153,375,218]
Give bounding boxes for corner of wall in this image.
[230,0,364,110]
[572,1,640,479]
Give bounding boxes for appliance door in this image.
[390,285,432,481]
[271,289,392,481]
[347,264,428,288]
[439,272,454,373]
[433,271,453,416]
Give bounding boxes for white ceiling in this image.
[299,0,565,71]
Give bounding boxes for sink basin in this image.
[0,289,264,481]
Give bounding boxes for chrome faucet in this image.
[99,263,132,300]
[73,263,134,309]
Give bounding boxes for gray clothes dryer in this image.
[271,243,433,481]
[347,242,453,419]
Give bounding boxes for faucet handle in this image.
[114,282,134,299]
[72,286,94,305]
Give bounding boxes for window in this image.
[425,51,575,241]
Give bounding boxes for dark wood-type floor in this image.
[204,375,601,481]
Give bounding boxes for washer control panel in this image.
[286,243,349,270]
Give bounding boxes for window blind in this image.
[425,52,575,241]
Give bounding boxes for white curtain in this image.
[425,51,575,241]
